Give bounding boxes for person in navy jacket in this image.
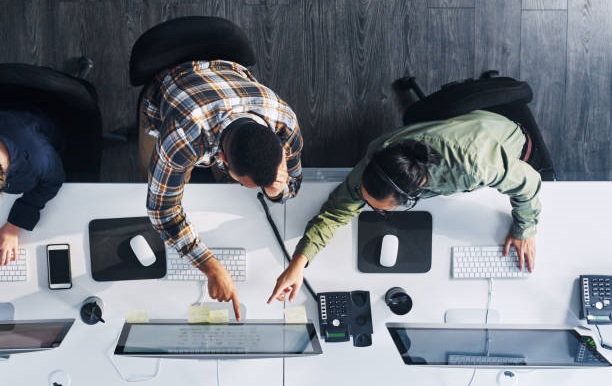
[0,109,65,265]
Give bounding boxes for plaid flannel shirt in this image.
[143,60,302,270]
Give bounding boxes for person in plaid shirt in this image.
[141,59,303,320]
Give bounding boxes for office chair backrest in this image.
[0,63,102,182]
[401,74,556,181]
[402,77,532,124]
[129,16,256,87]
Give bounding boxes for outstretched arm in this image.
[146,129,241,320]
[267,254,308,303]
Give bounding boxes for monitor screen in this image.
[0,319,74,355]
[115,321,323,359]
[387,323,611,367]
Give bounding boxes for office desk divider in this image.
[357,211,432,273]
[89,217,166,281]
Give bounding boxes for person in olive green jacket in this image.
[267,110,541,303]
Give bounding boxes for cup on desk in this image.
[385,287,412,315]
[80,296,105,325]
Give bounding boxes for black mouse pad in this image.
[357,211,432,273]
[89,217,167,282]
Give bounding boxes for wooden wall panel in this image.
[474,0,521,78]
[522,0,567,10]
[0,0,611,180]
[428,0,475,8]
[520,10,567,178]
[562,0,612,179]
[53,1,131,133]
[427,7,475,91]
[0,0,48,64]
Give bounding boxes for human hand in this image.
[0,222,20,266]
[267,254,308,303]
[201,257,241,321]
[504,234,536,272]
[263,152,289,199]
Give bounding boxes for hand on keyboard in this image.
[504,234,536,272]
[0,222,21,265]
[452,246,530,279]
[201,258,241,321]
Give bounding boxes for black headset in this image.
[369,159,416,205]
[370,160,413,202]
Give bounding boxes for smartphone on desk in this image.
[47,244,72,290]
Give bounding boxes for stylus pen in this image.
[257,192,318,302]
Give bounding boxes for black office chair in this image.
[0,63,102,182]
[129,16,256,181]
[130,16,255,87]
[393,71,556,181]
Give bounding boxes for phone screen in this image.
[48,246,71,288]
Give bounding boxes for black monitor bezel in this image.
[114,320,323,358]
[387,323,612,368]
[0,319,75,354]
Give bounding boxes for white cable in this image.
[463,279,495,384]
[216,359,221,386]
[485,278,494,324]
[192,280,207,305]
[107,327,161,382]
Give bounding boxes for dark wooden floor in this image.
[1,0,610,181]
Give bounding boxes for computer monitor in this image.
[114,321,323,359]
[0,319,75,356]
[387,323,612,368]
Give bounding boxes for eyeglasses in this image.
[354,186,421,217]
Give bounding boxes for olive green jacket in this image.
[295,110,542,263]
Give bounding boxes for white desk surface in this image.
[1,182,612,385]
[1,183,286,386]
[283,182,612,386]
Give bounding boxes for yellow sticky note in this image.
[284,305,308,324]
[209,309,229,324]
[125,310,149,323]
[188,304,210,323]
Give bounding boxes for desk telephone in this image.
[317,291,373,347]
[580,275,612,324]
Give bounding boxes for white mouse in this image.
[129,235,156,267]
[379,234,399,267]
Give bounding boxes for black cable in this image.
[257,192,318,301]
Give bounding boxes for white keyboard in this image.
[452,246,530,279]
[165,247,246,282]
[447,353,526,366]
[0,248,27,282]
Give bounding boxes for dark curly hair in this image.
[223,118,282,187]
[362,139,440,205]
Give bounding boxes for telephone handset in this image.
[317,290,373,347]
[580,275,612,324]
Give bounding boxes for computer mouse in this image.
[129,235,156,267]
[379,234,399,267]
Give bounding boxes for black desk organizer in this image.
[357,211,432,273]
[88,217,166,281]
